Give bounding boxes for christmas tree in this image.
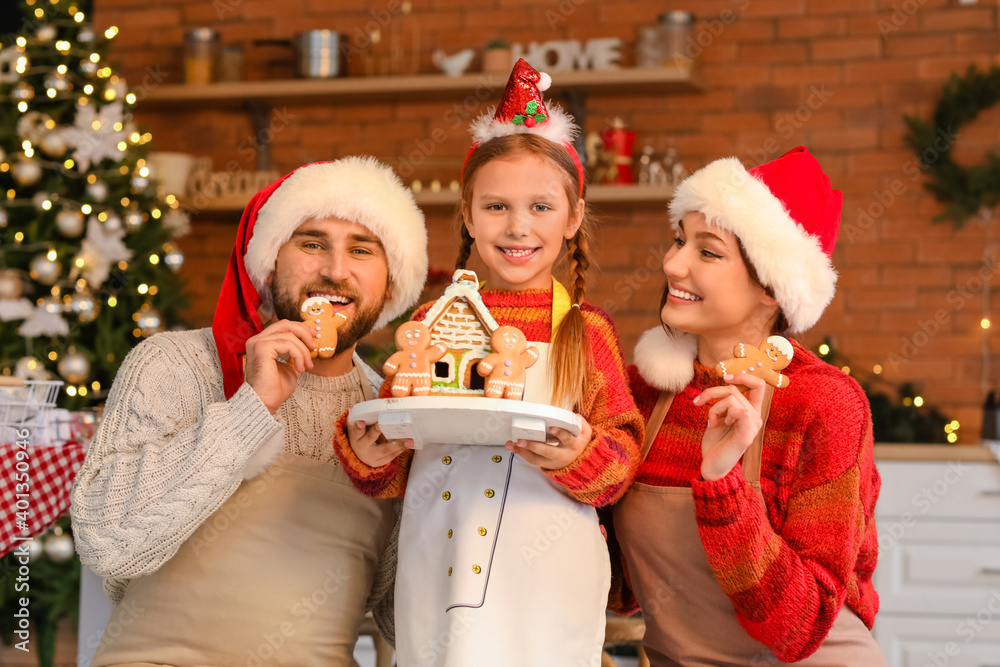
[0,0,187,410]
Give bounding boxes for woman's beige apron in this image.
[614,390,886,666]
[92,367,397,667]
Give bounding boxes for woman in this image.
[615,147,886,665]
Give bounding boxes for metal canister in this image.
[294,30,344,79]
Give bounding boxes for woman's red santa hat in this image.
[635,146,842,392]
[465,58,584,194]
[212,156,427,399]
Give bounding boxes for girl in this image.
[614,147,886,665]
[334,59,643,666]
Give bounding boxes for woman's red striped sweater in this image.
[623,338,881,662]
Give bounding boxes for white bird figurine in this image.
[432,48,475,76]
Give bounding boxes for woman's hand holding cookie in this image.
[694,372,766,482]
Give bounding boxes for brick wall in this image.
[94,0,1000,443]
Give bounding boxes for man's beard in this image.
[271,278,386,356]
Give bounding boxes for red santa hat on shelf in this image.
[465,58,584,195]
[212,157,427,399]
[635,146,842,392]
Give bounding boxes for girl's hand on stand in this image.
[507,419,593,470]
[348,420,412,468]
[693,373,767,482]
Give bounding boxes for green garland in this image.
[904,64,1000,227]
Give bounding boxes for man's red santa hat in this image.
[465,58,584,194]
[212,157,427,399]
[635,146,843,392]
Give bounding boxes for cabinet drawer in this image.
[877,461,1000,520]
[875,521,1000,615]
[874,616,1000,667]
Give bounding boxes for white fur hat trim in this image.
[668,157,837,333]
[633,326,699,392]
[469,103,578,147]
[244,156,427,330]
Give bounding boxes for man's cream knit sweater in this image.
[70,327,397,636]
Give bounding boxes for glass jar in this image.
[658,11,694,69]
[635,27,662,68]
[184,28,217,85]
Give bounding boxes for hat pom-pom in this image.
[537,72,552,92]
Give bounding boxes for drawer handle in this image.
[981,567,1000,576]
[979,490,1000,497]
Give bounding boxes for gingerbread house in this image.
[421,269,498,395]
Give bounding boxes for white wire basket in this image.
[0,378,64,443]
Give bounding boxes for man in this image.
[70,157,427,665]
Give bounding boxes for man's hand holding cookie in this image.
[245,320,316,415]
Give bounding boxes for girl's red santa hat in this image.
[635,146,843,392]
[465,58,584,194]
[212,156,427,398]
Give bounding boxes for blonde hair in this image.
[458,134,593,410]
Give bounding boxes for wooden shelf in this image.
[180,184,674,214]
[140,67,704,108]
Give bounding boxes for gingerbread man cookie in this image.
[383,321,447,397]
[301,296,349,359]
[716,335,794,391]
[477,326,539,400]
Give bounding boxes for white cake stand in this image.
[347,396,583,448]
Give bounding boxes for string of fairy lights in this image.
[815,342,961,443]
[1,0,187,403]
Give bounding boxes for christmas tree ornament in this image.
[44,71,72,93]
[43,532,76,563]
[0,270,22,299]
[131,174,150,191]
[79,26,96,43]
[40,130,68,157]
[11,80,35,102]
[162,208,191,237]
[163,247,185,272]
[14,356,50,380]
[12,157,43,186]
[86,179,108,202]
[61,100,127,170]
[33,191,53,210]
[104,211,122,231]
[36,24,58,43]
[58,350,91,383]
[56,209,86,237]
[69,287,99,323]
[29,253,62,284]
[0,206,8,228]
[0,47,20,83]
[73,216,132,285]
[80,58,98,76]
[124,209,145,232]
[19,299,69,337]
[24,537,43,562]
[136,306,164,336]
[17,111,54,143]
